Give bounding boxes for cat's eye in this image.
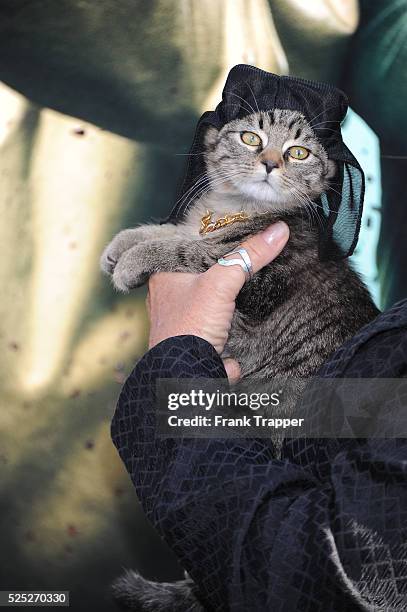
[241,131,262,147]
[287,146,310,160]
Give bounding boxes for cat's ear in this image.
[204,126,219,151]
[326,159,337,179]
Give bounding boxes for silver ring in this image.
[217,247,253,281]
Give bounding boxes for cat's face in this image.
[204,110,335,211]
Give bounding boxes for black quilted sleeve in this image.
[111,302,407,611]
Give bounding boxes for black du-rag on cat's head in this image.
[165,64,365,260]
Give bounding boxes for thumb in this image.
[223,358,241,382]
[207,221,290,301]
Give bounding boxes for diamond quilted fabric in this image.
[111,300,407,611]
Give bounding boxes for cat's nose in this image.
[262,160,279,174]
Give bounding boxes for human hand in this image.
[146,222,289,380]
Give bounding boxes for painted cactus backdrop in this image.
[0,1,406,610]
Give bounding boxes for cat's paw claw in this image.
[100,244,120,276]
[100,229,144,276]
[100,250,117,275]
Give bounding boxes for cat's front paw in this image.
[100,228,145,276]
[111,246,149,292]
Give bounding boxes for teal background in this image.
[344,109,381,306]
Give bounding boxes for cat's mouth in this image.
[260,175,279,188]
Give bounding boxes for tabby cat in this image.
[101,108,379,611]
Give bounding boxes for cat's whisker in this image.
[381,154,407,160]
[174,169,243,214]
[327,178,344,187]
[305,197,335,216]
[174,151,208,156]
[174,173,211,208]
[179,175,231,209]
[288,185,319,232]
[194,171,246,196]
[326,184,345,199]
[175,172,208,200]
[181,171,246,213]
[296,197,313,233]
[310,120,341,128]
[177,166,243,208]
[313,127,341,134]
[287,179,329,231]
[189,177,239,205]
[282,180,309,221]
[305,199,326,231]
[224,91,257,116]
[302,197,324,232]
[304,204,318,233]
[302,99,326,124]
[245,81,261,115]
[308,104,343,126]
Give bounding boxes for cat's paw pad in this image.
[112,253,148,293]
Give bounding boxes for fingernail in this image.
[261,222,289,245]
